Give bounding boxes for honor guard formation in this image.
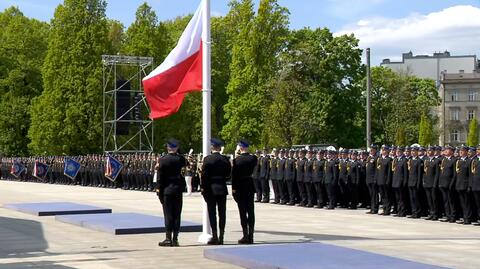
[2,141,480,246]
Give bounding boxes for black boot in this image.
[159,232,172,247]
[172,233,179,247]
[208,231,220,245]
[219,230,224,245]
[238,227,249,244]
[248,226,254,244]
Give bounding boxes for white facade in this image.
[381,51,477,83]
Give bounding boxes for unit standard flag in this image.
[64,158,81,180]
[105,155,123,182]
[33,161,49,179]
[10,161,25,178]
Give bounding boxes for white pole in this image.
[198,0,212,244]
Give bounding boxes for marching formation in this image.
[2,141,480,246]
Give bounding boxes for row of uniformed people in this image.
[252,144,480,225]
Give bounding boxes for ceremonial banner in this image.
[33,161,49,179]
[105,156,123,182]
[64,158,81,180]
[10,161,25,178]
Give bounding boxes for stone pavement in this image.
[0,180,479,269]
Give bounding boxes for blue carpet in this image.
[204,243,450,269]
[3,202,112,216]
[55,213,202,235]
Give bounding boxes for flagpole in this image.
[198,0,212,243]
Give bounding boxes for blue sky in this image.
[2,0,480,65]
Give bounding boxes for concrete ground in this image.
[0,180,479,269]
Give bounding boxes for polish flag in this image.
[142,1,204,119]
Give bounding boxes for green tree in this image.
[395,127,406,146]
[222,0,289,149]
[467,117,478,146]
[0,7,49,156]
[418,113,435,146]
[28,0,109,155]
[106,19,125,54]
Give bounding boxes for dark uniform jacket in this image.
[347,160,360,185]
[270,157,279,181]
[312,158,325,183]
[338,159,349,185]
[285,158,296,181]
[232,153,258,195]
[423,157,439,188]
[259,156,270,179]
[324,159,338,185]
[278,157,286,181]
[438,156,456,188]
[376,156,392,186]
[296,158,306,182]
[365,155,377,184]
[469,157,480,191]
[157,153,187,196]
[407,157,423,188]
[392,156,408,188]
[304,158,314,183]
[455,157,470,191]
[201,152,231,196]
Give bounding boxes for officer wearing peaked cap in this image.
[232,140,258,244]
[157,138,187,247]
[201,138,231,244]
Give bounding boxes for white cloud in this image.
[335,5,480,65]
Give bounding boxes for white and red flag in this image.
[142,1,205,119]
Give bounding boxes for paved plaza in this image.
[0,180,479,269]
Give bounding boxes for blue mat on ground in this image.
[3,202,112,216]
[204,243,449,269]
[55,213,202,235]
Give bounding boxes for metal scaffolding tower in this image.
[102,55,154,154]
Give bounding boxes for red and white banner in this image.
[142,1,204,119]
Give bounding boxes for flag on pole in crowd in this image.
[33,161,49,179]
[104,155,123,182]
[10,161,25,178]
[142,0,204,119]
[64,158,81,180]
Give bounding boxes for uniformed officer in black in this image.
[277,149,288,204]
[258,150,270,203]
[252,150,262,202]
[439,145,457,223]
[201,138,232,244]
[269,149,280,204]
[407,146,423,218]
[377,145,393,215]
[324,149,339,209]
[366,145,379,214]
[312,150,325,208]
[296,149,307,206]
[232,140,258,244]
[285,149,297,205]
[392,146,408,217]
[423,146,440,220]
[454,146,472,224]
[304,149,315,207]
[347,151,360,209]
[156,139,187,247]
[338,149,349,208]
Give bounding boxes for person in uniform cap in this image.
[201,138,231,244]
[423,146,440,220]
[366,145,379,214]
[232,140,258,244]
[439,145,457,223]
[324,149,339,209]
[392,146,408,217]
[258,148,270,203]
[156,138,187,247]
[377,145,393,215]
[407,146,423,218]
[252,150,262,202]
[455,146,472,224]
[284,149,297,205]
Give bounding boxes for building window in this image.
[451,90,458,101]
[468,90,477,101]
[468,109,475,120]
[450,109,459,121]
[450,130,460,142]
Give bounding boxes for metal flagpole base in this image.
[197,200,212,243]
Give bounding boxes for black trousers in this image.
[367,183,379,212]
[348,183,359,209]
[253,177,262,201]
[440,187,455,220]
[204,194,226,234]
[314,182,325,207]
[235,193,255,236]
[409,186,421,217]
[304,182,315,206]
[379,184,391,214]
[297,181,307,205]
[286,180,296,203]
[458,190,472,222]
[325,183,337,208]
[473,191,480,221]
[278,180,288,203]
[260,177,270,201]
[394,187,406,216]
[424,187,438,218]
[161,194,183,235]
